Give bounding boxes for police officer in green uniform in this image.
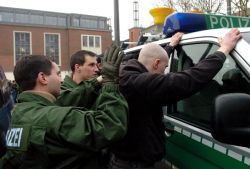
[0,45,128,169]
[56,50,103,108]
[55,48,117,167]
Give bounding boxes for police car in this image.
[123,12,250,169]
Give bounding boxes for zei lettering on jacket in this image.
[6,128,23,148]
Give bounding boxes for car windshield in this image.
[242,32,250,44]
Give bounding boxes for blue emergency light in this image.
[163,12,250,37]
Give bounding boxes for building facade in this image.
[0,6,112,79]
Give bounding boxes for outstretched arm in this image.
[165,32,184,56]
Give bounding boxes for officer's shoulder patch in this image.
[6,125,31,151]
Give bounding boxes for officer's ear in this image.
[37,72,48,85]
[74,64,81,73]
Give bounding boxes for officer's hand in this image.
[101,44,123,83]
[218,28,241,55]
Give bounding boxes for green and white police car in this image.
[123,12,250,169]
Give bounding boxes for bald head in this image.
[138,43,168,65]
[138,43,169,74]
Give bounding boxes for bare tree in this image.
[166,0,175,8]
[231,0,249,16]
[158,0,224,13]
[176,0,193,12]
[156,0,193,11]
[192,0,224,13]
[155,0,175,8]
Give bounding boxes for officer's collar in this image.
[24,91,56,102]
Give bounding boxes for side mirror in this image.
[211,93,250,147]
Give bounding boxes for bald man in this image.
[138,43,169,74]
[109,29,241,169]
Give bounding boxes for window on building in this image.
[95,36,100,48]
[45,16,57,25]
[80,18,98,29]
[81,35,101,48]
[81,35,101,54]
[89,36,94,47]
[0,12,14,22]
[72,18,80,27]
[82,35,88,47]
[90,20,98,28]
[99,20,105,29]
[16,13,29,23]
[14,32,31,64]
[30,14,43,24]
[44,33,60,65]
[58,17,66,26]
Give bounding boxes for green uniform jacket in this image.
[55,75,101,108]
[0,84,128,169]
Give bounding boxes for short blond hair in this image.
[138,43,168,66]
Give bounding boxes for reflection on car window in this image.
[242,32,250,44]
[167,42,250,130]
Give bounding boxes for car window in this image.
[242,32,250,44]
[167,42,250,130]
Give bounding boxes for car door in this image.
[163,37,250,169]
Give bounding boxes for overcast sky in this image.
[0,0,162,40]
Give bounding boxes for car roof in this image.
[124,27,250,54]
[182,27,250,39]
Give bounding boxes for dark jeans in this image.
[108,154,171,169]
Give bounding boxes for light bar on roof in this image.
[163,12,250,37]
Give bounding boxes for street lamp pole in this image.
[227,0,232,15]
[114,0,120,46]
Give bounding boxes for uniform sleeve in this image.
[49,83,128,151]
[55,79,101,108]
